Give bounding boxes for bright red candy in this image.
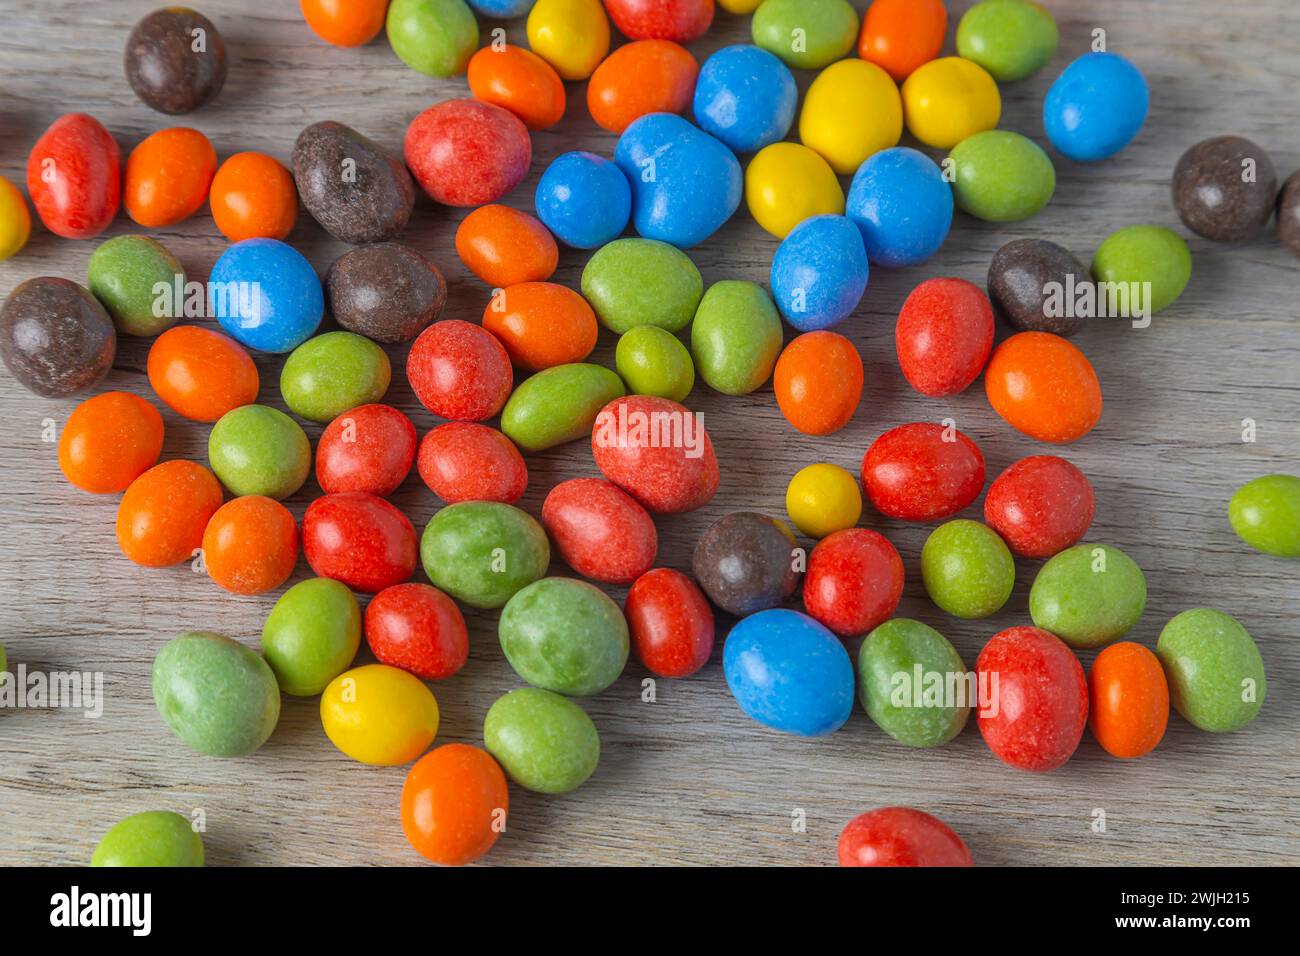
[407,320,513,421]
[366,583,469,681]
[603,0,714,41]
[625,568,714,678]
[984,455,1095,558]
[862,422,985,521]
[976,626,1088,772]
[403,99,532,207]
[542,477,658,584]
[837,808,973,867]
[302,492,418,593]
[591,395,720,514]
[418,422,527,504]
[896,277,994,397]
[803,529,904,638]
[26,113,121,239]
[316,404,417,498]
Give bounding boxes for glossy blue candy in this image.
[846,147,953,268]
[468,0,533,16]
[535,151,632,250]
[723,609,854,736]
[1043,52,1149,162]
[770,215,868,331]
[614,113,743,249]
[209,239,323,354]
[693,45,798,154]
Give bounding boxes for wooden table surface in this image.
[1,0,1297,867]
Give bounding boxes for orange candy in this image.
[58,392,164,494]
[482,281,598,371]
[124,127,217,228]
[859,0,948,82]
[202,495,300,595]
[467,45,567,131]
[774,331,864,436]
[401,743,509,866]
[587,39,699,134]
[984,331,1102,443]
[455,205,559,288]
[1089,642,1169,759]
[116,460,224,568]
[209,151,298,242]
[147,325,260,422]
[301,0,388,47]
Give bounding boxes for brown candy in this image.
[326,243,446,344]
[124,7,227,114]
[692,512,801,618]
[292,122,416,245]
[987,238,1091,337]
[1,278,116,398]
[1172,135,1277,242]
[1277,170,1300,260]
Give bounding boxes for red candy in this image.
[316,404,417,498]
[403,99,532,207]
[366,583,469,681]
[625,568,714,678]
[862,422,985,521]
[591,395,720,514]
[407,320,513,421]
[542,477,658,584]
[302,492,418,594]
[976,626,1088,772]
[603,0,714,41]
[803,529,904,638]
[837,807,973,867]
[984,455,1095,558]
[26,113,121,239]
[896,277,994,397]
[418,421,528,504]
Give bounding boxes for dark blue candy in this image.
[693,44,798,154]
[210,239,322,354]
[846,147,953,268]
[535,151,632,250]
[1043,52,1149,162]
[770,215,868,331]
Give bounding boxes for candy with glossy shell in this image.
[625,568,714,678]
[327,243,445,343]
[503,363,626,451]
[92,811,204,868]
[208,404,311,500]
[1089,642,1168,759]
[591,394,720,513]
[785,464,862,540]
[87,236,185,337]
[693,512,801,617]
[58,391,164,494]
[421,501,550,609]
[984,455,1095,558]
[902,57,1000,150]
[693,44,797,154]
[1278,170,1300,259]
[949,130,1056,222]
[1044,52,1148,162]
[984,331,1102,443]
[280,331,391,423]
[407,319,513,421]
[615,326,694,402]
[316,404,417,497]
[1091,224,1192,316]
[804,529,903,637]
[418,422,528,504]
[292,121,415,244]
[0,175,30,260]
[500,578,630,696]
[117,461,223,567]
[846,147,953,268]
[921,519,1015,619]
[1156,609,1265,733]
[302,0,389,46]
[401,744,509,866]
[261,577,361,695]
[857,0,947,82]
[1229,474,1300,558]
[210,151,298,243]
[861,422,985,521]
[773,331,863,435]
[456,206,558,287]
[485,688,600,793]
[1173,136,1277,241]
[859,621,968,748]
[303,492,418,594]
[468,0,534,16]
[203,496,300,596]
[124,127,216,227]
[535,151,631,250]
[587,40,699,134]
[895,277,994,397]
[745,143,844,240]
[405,99,532,207]
[484,282,597,371]
[320,664,439,765]
[125,8,227,113]
[799,59,902,175]
[956,0,1058,82]
[752,0,858,70]
[838,807,972,866]
[604,0,713,40]
[0,278,115,398]
[26,114,120,239]
[366,583,468,681]
[147,325,258,422]
[209,239,323,354]
[986,238,1090,337]
[690,280,782,396]
[582,238,703,334]
[526,0,610,81]
[467,44,566,130]
[386,0,478,76]
[543,478,658,584]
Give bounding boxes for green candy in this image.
[261,578,361,696]
[280,331,390,423]
[581,238,703,334]
[92,810,204,867]
[1229,474,1300,558]
[956,1,1059,83]
[501,362,625,452]
[87,236,184,337]
[500,578,629,696]
[615,326,694,402]
[1157,609,1266,732]
[386,0,478,77]
[690,280,782,396]
[208,404,311,499]
[421,501,550,609]
[1029,543,1147,647]
[858,619,969,748]
[949,130,1056,222]
[484,687,600,794]
[1092,224,1192,316]
[152,632,281,758]
[751,0,858,71]
[921,520,1015,619]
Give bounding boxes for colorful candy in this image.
[405,99,531,207]
[26,113,120,240]
[467,44,566,130]
[502,363,625,451]
[91,811,204,868]
[984,455,1095,558]
[292,121,415,244]
[956,0,1058,82]
[327,243,445,344]
[401,744,508,866]
[582,238,703,333]
[1091,224,1192,316]
[862,422,985,521]
[693,512,800,616]
[146,325,259,422]
[209,238,323,353]
[366,583,468,681]
[1229,474,1300,558]
[500,578,630,696]
[124,127,216,227]
[124,8,227,113]
[838,808,972,867]
[984,331,1102,442]
[1029,543,1146,647]
[407,319,513,421]
[624,568,715,678]
[202,495,300,595]
[693,45,797,154]
[799,59,902,175]
[986,238,1090,337]
[846,147,953,268]
[87,236,184,337]
[921,519,1015,619]
[690,280,782,396]
[420,501,550,608]
[745,143,844,239]
[604,0,713,41]
[858,621,968,748]
[949,130,1056,222]
[773,330,863,435]
[895,277,994,397]
[302,0,389,46]
[1089,642,1168,759]
[261,578,361,694]
[316,404,417,497]
[771,215,868,331]
[615,326,695,402]
[752,0,858,70]
[482,281,598,371]
[1157,609,1265,733]
[117,461,223,567]
[902,57,1001,150]
[210,151,298,243]
[320,664,439,765]
[0,175,30,260]
[526,0,610,81]
[418,422,528,504]
[587,40,699,134]
[208,404,311,500]
[543,477,658,584]
[785,463,862,540]
[386,0,478,77]
[1045,51,1149,162]
[535,151,632,249]
[456,205,558,288]
[303,492,418,593]
[58,391,164,494]
[804,529,903,637]
[592,394,720,513]
[857,0,947,82]
[280,331,391,422]
[484,688,600,793]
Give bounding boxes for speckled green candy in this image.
[421,501,550,609]
[386,0,478,77]
[1030,543,1146,647]
[581,238,703,334]
[261,578,361,696]
[858,619,969,748]
[956,1,1059,83]
[950,130,1056,222]
[1229,474,1300,558]
[87,236,185,337]
[152,631,281,758]
[690,280,783,396]
[484,687,600,794]
[752,0,858,70]
[1092,224,1192,315]
[208,404,311,499]
[501,362,625,452]
[921,520,1015,619]
[280,331,390,423]
[500,578,630,696]
[91,810,204,867]
[1157,608,1266,732]
[615,326,694,402]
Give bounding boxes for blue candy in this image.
[1043,52,1149,162]
[770,215,868,331]
[846,147,953,268]
[209,239,323,354]
[723,609,854,737]
[614,113,743,249]
[535,151,632,250]
[467,0,533,16]
[693,45,798,154]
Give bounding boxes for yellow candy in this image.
[320,664,439,766]
[799,59,903,175]
[786,463,863,539]
[902,56,1001,150]
[527,0,610,81]
[0,175,31,261]
[745,143,845,239]
[718,0,762,12]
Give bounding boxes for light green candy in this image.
[956,1,1059,83]
[386,0,478,77]
[484,688,600,794]
[1029,543,1147,647]
[921,520,1015,619]
[615,326,694,402]
[421,501,550,609]
[500,578,629,697]
[87,236,184,337]
[1157,609,1266,732]
[858,619,969,748]
[1092,224,1192,316]
[581,238,703,334]
[752,0,858,71]
[280,331,390,423]
[501,362,625,452]
[950,130,1056,222]
[691,280,782,396]
[208,404,311,499]
[261,578,361,696]
[92,810,204,867]
[1229,474,1300,558]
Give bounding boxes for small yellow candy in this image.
[745,143,845,239]
[0,175,31,261]
[527,0,610,82]
[799,59,903,175]
[718,0,762,12]
[902,56,1001,150]
[786,463,863,539]
[320,664,439,766]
